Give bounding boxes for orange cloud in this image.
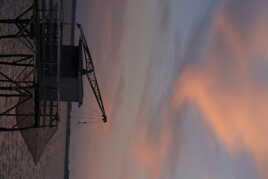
[172,8,268,178]
[126,107,173,179]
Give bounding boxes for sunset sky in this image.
[70,0,268,178]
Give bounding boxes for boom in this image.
[77,24,107,123]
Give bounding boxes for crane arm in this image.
[77,24,107,123]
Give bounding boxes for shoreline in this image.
[64,102,72,179]
[64,0,77,178]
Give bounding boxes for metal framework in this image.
[0,0,61,131]
[0,0,108,132]
[77,24,107,123]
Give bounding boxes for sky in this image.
[70,0,268,179]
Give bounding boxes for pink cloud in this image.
[172,6,268,178]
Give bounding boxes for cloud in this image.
[172,2,268,178]
[73,0,268,179]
